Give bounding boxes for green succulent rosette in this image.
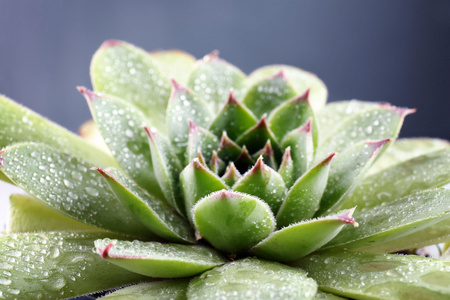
[0,40,449,299]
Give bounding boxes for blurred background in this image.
[0,0,449,140]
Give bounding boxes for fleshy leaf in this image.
[95,238,227,278]
[209,91,258,140]
[253,139,278,169]
[150,49,196,85]
[221,162,242,186]
[217,132,243,162]
[193,190,275,254]
[278,147,295,188]
[187,257,317,300]
[247,64,327,111]
[186,121,219,165]
[322,188,450,250]
[187,51,247,112]
[243,71,297,118]
[294,251,450,300]
[343,148,450,209]
[209,150,224,174]
[96,167,194,243]
[78,119,111,154]
[101,279,190,300]
[80,87,165,200]
[90,40,171,132]
[233,157,286,214]
[0,143,155,239]
[253,208,358,262]
[0,232,148,299]
[179,158,228,224]
[276,153,335,227]
[145,128,184,215]
[315,139,390,216]
[166,80,213,161]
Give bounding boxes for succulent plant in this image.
[0,40,449,300]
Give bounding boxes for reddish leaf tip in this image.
[320,152,336,166]
[292,88,311,104]
[100,40,124,49]
[143,126,158,142]
[227,90,239,105]
[98,242,115,259]
[273,69,288,81]
[204,50,220,61]
[192,157,207,170]
[337,208,359,227]
[366,138,391,156]
[379,103,416,117]
[77,86,100,102]
[255,115,269,129]
[189,120,199,134]
[297,118,313,133]
[170,79,187,94]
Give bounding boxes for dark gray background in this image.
[1,1,449,139]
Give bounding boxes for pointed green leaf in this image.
[315,139,390,216]
[278,147,295,188]
[343,148,450,210]
[0,95,117,173]
[294,251,450,300]
[187,51,247,112]
[8,194,99,233]
[281,119,314,180]
[243,71,297,118]
[221,162,242,186]
[186,121,219,165]
[96,167,194,244]
[80,88,165,200]
[209,150,224,174]
[253,140,278,169]
[95,238,226,278]
[102,279,190,300]
[217,132,243,162]
[322,188,450,250]
[253,209,358,262]
[145,128,184,215]
[150,49,196,85]
[0,143,155,239]
[193,190,275,254]
[209,91,258,140]
[166,81,213,161]
[277,153,335,227]
[187,258,317,300]
[233,157,286,213]
[0,232,148,299]
[248,64,327,111]
[180,158,228,224]
[90,40,171,132]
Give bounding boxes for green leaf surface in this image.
[248,65,327,111]
[0,143,155,239]
[253,209,357,262]
[343,148,450,210]
[187,257,317,300]
[101,279,190,300]
[278,147,295,188]
[253,140,278,169]
[150,49,196,85]
[187,52,247,112]
[7,194,99,233]
[81,88,165,200]
[221,163,241,186]
[186,122,219,165]
[0,232,148,299]
[217,132,243,162]
[90,40,171,132]
[276,153,334,227]
[243,71,297,118]
[315,139,390,216]
[322,188,450,250]
[179,159,228,224]
[96,167,194,243]
[193,190,275,254]
[95,239,226,278]
[294,251,450,300]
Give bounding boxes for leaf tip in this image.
[77,86,99,102]
[203,50,220,61]
[98,242,115,259]
[100,40,124,49]
[273,69,288,81]
[366,138,391,156]
[338,208,359,227]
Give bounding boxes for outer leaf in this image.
[294,251,450,300]
[187,258,317,300]
[95,239,227,278]
[343,148,450,210]
[186,121,219,165]
[90,40,171,132]
[80,88,164,200]
[7,194,98,233]
[179,158,228,224]
[187,51,247,112]
[243,71,297,118]
[166,80,213,161]
[248,65,327,111]
[253,208,357,262]
[193,190,275,254]
[96,167,194,244]
[150,49,196,85]
[276,153,335,227]
[0,232,148,299]
[0,143,155,239]
[233,157,286,214]
[315,139,390,216]
[101,279,190,300]
[322,188,450,250]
